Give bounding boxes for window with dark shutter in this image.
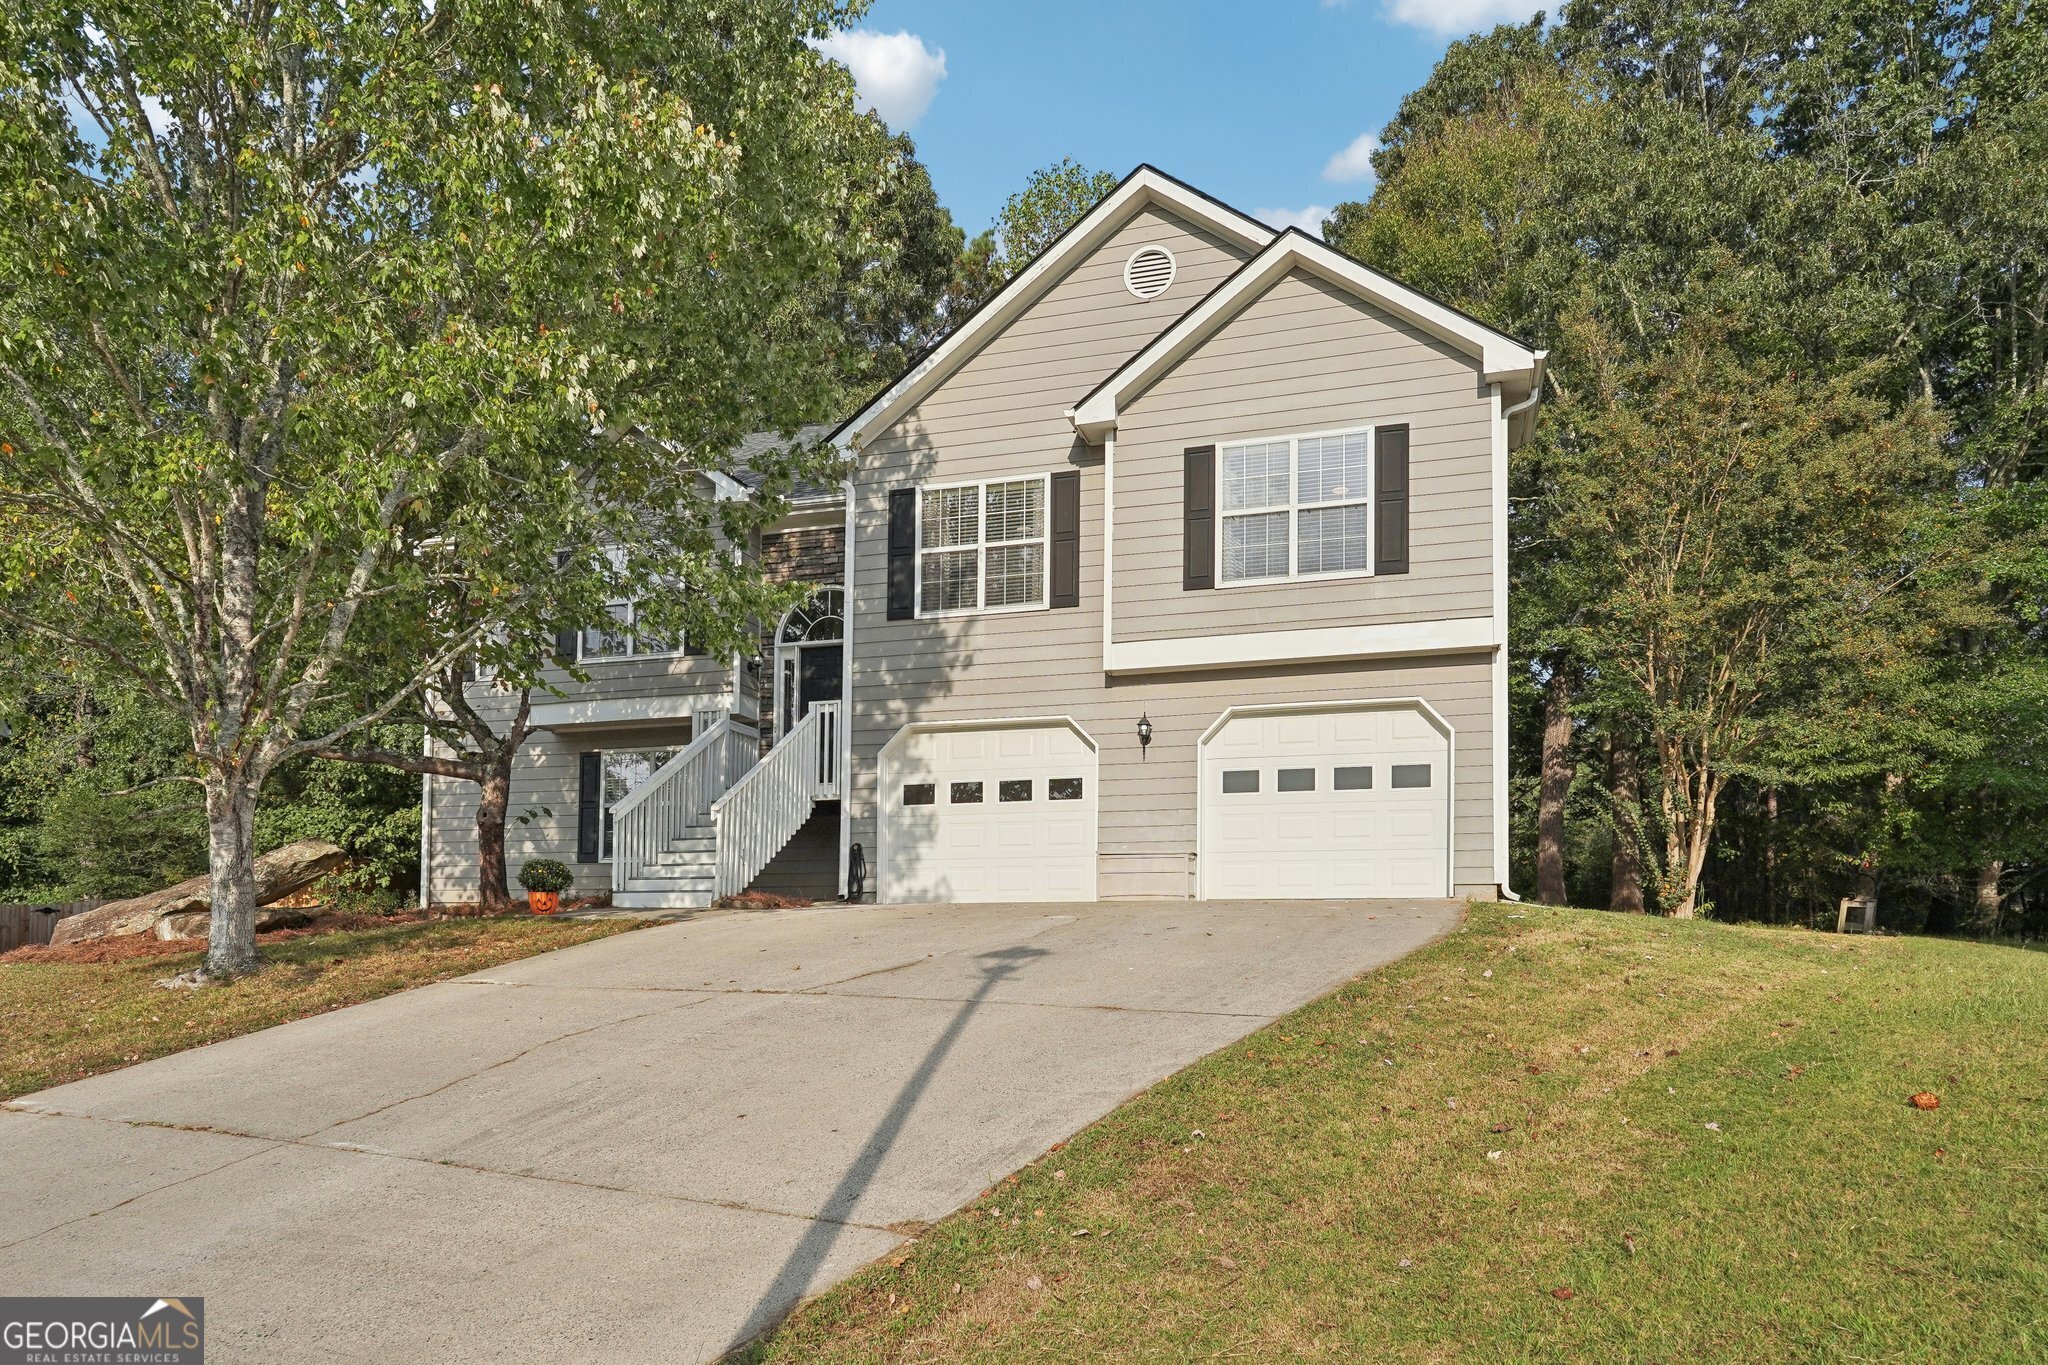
[1183,445,1215,590]
[887,487,916,620]
[1049,469,1081,608]
[576,752,602,863]
[552,549,580,662]
[1374,423,1410,575]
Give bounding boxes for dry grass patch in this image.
[0,912,646,1100]
[741,904,2048,1363]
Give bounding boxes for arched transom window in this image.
[777,587,844,646]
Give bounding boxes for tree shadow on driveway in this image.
[723,943,1052,1356]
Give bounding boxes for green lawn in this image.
[0,914,645,1101]
[745,904,2048,1363]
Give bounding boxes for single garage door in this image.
[1200,703,1450,899]
[880,721,1098,903]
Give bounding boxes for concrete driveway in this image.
[1,898,1457,1362]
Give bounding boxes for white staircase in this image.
[610,702,841,910]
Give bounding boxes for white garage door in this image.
[880,722,1098,903]
[1200,704,1450,899]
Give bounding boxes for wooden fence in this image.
[0,898,108,953]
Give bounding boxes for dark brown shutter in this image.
[1182,446,1215,591]
[1049,470,1081,608]
[1375,424,1410,575]
[576,752,602,863]
[552,549,579,661]
[887,487,916,620]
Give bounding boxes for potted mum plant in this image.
[517,858,574,915]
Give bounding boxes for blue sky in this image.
[816,0,1544,238]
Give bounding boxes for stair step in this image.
[624,873,714,893]
[612,887,714,910]
[664,836,716,852]
[651,851,714,869]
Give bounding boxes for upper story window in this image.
[918,475,1049,616]
[1220,428,1372,585]
[579,597,678,661]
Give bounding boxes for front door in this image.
[795,645,842,725]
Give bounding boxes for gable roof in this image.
[1069,229,1548,447]
[829,165,1277,452]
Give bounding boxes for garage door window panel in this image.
[917,476,1049,616]
[1218,428,1374,585]
[1049,778,1084,800]
[1391,763,1432,788]
[950,781,984,804]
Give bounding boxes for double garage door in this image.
[878,704,1450,904]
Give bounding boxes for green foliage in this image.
[258,733,421,895]
[0,0,885,966]
[516,857,574,894]
[942,158,1120,317]
[1328,1,2048,926]
[0,680,204,900]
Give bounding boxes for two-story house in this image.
[421,167,1545,909]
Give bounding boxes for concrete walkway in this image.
[1,898,1458,1363]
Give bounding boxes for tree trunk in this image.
[1975,860,2005,931]
[203,776,263,976]
[476,760,514,908]
[1608,734,1645,913]
[1536,668,1574,906]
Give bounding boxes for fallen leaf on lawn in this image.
[1623,1233,1637,1255]
[1482,969,1493,978]
[1053,1170,1068,1181]
[1026,1276,1044,1291]
[1705,1122,1722,1131]
[1486,1150,1504,1161]
[1785,1065,1806,1078]
[1212,1254,1239,1271]
[1071,1228,1091,1238]
[1910,1092,1941,1110]
[1398,1258,1414,1268]
[1490,1122,1512,1133]
[1551,1286,1575,1300]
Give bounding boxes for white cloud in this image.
[1380,0,1546,37]
[810,29,948,130]
[1322,131,1379,184]
[1255,205,1333,238]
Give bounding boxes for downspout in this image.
[417,736,434,909]
[1494,375,1544,905]
[837,474,856,900]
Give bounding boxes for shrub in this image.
[517,858,575,894]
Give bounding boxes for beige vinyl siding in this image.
[1112,269,1496,642]
[845,210,1497,894]
[426,721,699,903]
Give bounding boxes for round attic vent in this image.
[1123,245,1177,300]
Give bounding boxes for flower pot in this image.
[528,890,560,915]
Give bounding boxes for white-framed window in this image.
[576,545,684,662]
[916,474,1050,616]
[1219,427,1373,586]
[601,747,679,858]
[579,598,679,662]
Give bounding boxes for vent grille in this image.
[1123,245,1177,300]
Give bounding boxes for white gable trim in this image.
[834,166,1275,452]
[1070,230,1546,444]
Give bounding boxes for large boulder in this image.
[51,840,349,945]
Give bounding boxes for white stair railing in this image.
[712,701,841,898]
[609,714,760,892]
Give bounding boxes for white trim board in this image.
[1104,617,1499,675]
[835,167,1275,453]
[530,694,721,729]
[1071,230,1545,445]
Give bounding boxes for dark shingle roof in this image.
[726,423,842,503]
